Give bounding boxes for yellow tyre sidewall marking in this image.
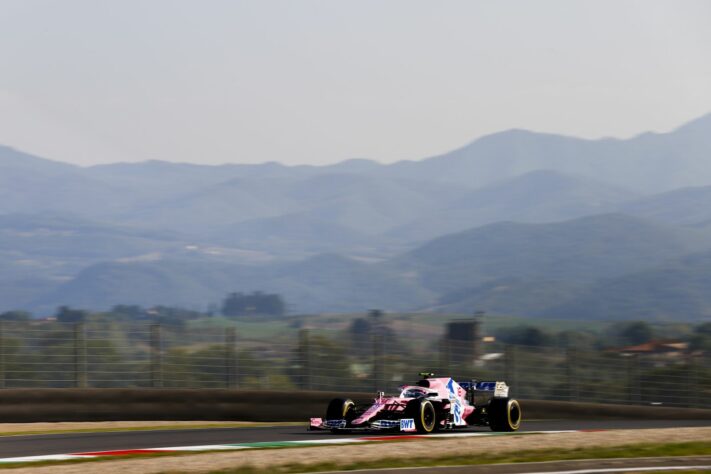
[343,400,355,418]
[421,401,434,432]
[507,399,521,430]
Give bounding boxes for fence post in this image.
[373,333,383,392]
[505,345,516,388]
[150,324,162,388]
[370,310,383,392]
[225,327,238,389]
[566,348,577,401]
[626,355,632,403]
[439,339,450,375]
[690,355,700,408]
[299,329,311,390]
[626,354,640,404]
[0,321,4,389]
[700,355,709,409]
[74,322,87,388]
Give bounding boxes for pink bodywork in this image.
[310,377,475,431]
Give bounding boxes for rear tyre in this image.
[326,398,355,420]
[488,398,521,432]
[406,399,437,434]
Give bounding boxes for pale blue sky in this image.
[1,0,710,166]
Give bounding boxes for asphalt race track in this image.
[0,419,709,458]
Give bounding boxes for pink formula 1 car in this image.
[309,373,521,434]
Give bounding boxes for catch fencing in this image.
[0,318,707,409]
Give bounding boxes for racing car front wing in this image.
[309,418,417,432]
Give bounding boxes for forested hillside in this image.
[3,113,711,320]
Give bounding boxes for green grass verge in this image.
[0,438,708,471]
[208,440,711,473]
[642,472,710,474]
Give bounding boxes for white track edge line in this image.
[0,429,576,464]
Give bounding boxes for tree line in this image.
[0,291,287,323]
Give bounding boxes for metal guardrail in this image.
[0,319,707,409]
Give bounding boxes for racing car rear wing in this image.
[458,380,510,405]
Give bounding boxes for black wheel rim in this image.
[508,401,521,428]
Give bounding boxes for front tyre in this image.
[407,399,437,434]
[326,398,355,421]
[488,398,521,432]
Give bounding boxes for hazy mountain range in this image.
[3,112,711,320]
